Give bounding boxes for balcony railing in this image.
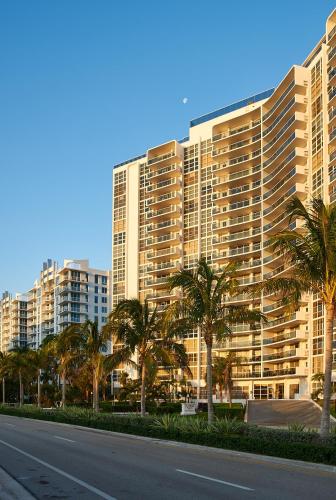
[147,151,175,166]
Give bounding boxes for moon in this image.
[182,97,188,104]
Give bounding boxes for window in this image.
[102,316,107,324]
[102,297,107,304]
[95,306,98,314]
[102,307,107,313]
[94,296,98,304]
[94,316,99,324]
[95,286,99,294]
[102,287,107,294]
[102,276,107,285]
[95,275,99,284]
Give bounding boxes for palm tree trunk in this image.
[219,384,223,404]
[93,371,99,412]
[140,363,146,417]
[320,303,334,437]
[19,369,23,407]
[37,369,41,408]
[2,377,5,404]
[61,371,66,408]
[228,384,232,408]
[206,343,214,424]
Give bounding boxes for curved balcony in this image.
[213,227,261,247]
[213,165,261,188]
[214,338,261,350]
[147,151,176,167]
[263,183,306,219]
[263,113,307,157]
[212,134,261,159]
[263,81,305,124]
[212,181,261,203]
[212,119,261,143]
[263,131,307,171]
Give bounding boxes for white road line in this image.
[4,423,15,427]
[0,439,117,500]
[176,469,254,491]
[53,435,75,443]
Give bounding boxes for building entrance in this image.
[253,384,274,399]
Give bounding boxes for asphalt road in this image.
[0,415,335,500]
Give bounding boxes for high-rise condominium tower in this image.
[111,10,336,400]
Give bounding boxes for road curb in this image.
[0,466,35,499]
[5,414,336,475]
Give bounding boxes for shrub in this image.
[211,417,245,435]
[1,405,336,465]
[288,422,306,433]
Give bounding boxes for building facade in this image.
[0,292,28,352]
[111,9,336,400]
[0,259,111,351]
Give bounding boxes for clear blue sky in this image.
[0,0,334,293]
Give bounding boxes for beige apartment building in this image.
[112,10,336,401]
[0,292,28,352]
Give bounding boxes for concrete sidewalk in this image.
[0,466,35,499]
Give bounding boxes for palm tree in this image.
[208,357,226,403]
[258,196,336,437]
[222,352,242,407]
[8,347,31,407]
[78,320,116,412]
[52,325,83,407]
[107,299,190,417]
[28,348,48,408]
[168,258,264,424]
[0,351,10,404]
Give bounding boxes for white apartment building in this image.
[0,259,111,351]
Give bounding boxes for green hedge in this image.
[0,405,335,465]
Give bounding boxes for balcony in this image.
[147,260,180,274]
[147,163,181,180]
[263,81,296,122]
[262,368,296,378]
[146,205,181,222]
[263,329,307,347]
[213,165,261,186]
[147,247,181,261]
[212,212,261,232]
[147,151,175,166]
[263,312,306,332]
[146,177,181,195]
[212,119,260,143]
[212,180,261,201]
[146,191,181,208]
[146,232,181,249]
[147,219,181,235]
[213,227,261,247]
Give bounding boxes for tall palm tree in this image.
[168,258,264,424]
[27,348,48,408]
[8,347,31,407]
[52,325,83,408]
[222,352,242,407]
[107,299,190,417]
[208,357,227,403]
[78,320,116,412]
[258,196,336,436]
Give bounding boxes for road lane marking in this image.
[4,423,15,427]
[176,469,254,491]
[0,439,117,500]
[53,435,75,443]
